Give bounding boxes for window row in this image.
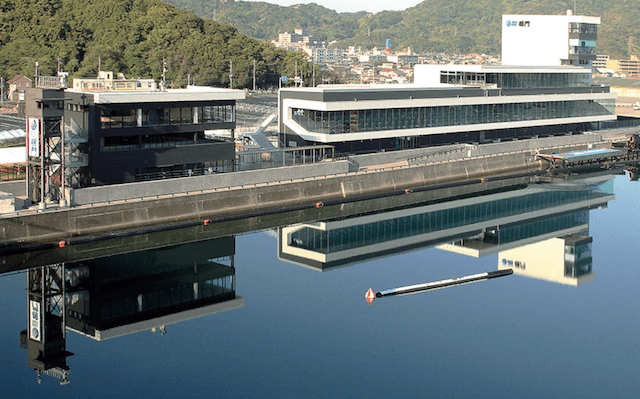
[289,190,607,254]
[102,132,212,151]
[569,46,596,55]
[100,105,235,129]
[438,71,591,88]
[292,100,615,135]
[569,23,597,35]
[100,275,235,321]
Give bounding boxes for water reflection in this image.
[19,237,242,385]
[4,167,631,387]
[497,234,594,286]
[279,173,614,279]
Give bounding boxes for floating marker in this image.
[366,269,513,304]
[365,288,376,305]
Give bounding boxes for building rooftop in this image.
[503,13,600,24]
[416,64,594,74]
[282,64,595,93]
[66,85,246,103]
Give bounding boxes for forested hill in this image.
[165,0,640,59]
[166,0,368,42]
[0,0,311,88]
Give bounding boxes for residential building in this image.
[398,55,420,67]
[275,28,320,48]
[305,47,343,63]
[593,54,610,71]
[606,57,640,77]
[6,74,33,101]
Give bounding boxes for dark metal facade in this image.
[26,89,239,190]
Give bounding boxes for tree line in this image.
[0,0,315,89]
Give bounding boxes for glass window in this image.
[181,107,193,124]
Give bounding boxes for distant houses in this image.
[6,74,33,101]
[272,28,499,84]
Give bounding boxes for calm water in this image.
[1,170,639,398]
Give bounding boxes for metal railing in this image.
[65,153,89,167]
[35,75,65,89]
[236,145,334,171]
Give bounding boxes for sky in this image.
[242,0,423,14]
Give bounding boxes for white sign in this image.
[28,117,40,157]
[29,300,42,342]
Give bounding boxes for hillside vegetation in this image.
[166,0,640,58]
[0,0,312,88]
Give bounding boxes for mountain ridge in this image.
[164,0,640,58]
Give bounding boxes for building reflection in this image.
[497,234,594,286]
[278,173,615,274]
[19,236,242,385]
[20,265,73,385]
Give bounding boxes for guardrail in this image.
[332,155,360,170]
[406,144,472,165]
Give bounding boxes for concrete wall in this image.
[3,129,635,246]
[0,153,541,246]
[70,160,352,206]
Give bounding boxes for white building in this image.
[502,10,600,66]
[279,64,616,153]
[305,47,343,63]
[72,71,157,91]
[276,28,320,48]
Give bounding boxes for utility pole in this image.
[229,60,233,89]
[294,60,298,87]
[161,57,167,90]
[312,62,315,87]
[1,77,4,106]
[253,59,256,92]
